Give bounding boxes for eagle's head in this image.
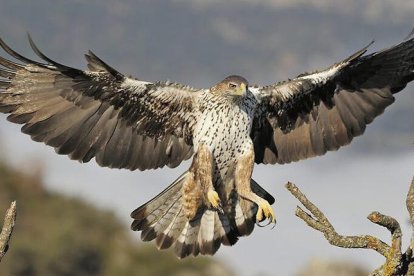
[210,75,248,101]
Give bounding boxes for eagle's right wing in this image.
[0,36,203,170]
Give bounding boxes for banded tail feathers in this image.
[130,171,274,258]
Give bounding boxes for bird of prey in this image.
[0,30,413,258]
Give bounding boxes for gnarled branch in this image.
[0,201,17,262]
[405,177,414,275]
[286,176,414,276]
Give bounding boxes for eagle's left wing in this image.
[251,31,414,165]
[0,36,202,170]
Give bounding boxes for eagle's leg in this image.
[182,171,202,219]
[235,145,276,223]
[188,143,222,213]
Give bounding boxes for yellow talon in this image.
[207,190,221,209]
[256,200,276,224]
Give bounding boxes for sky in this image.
[0,1,413,275]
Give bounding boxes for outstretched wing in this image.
[0,36,202,170]
[251,31,414,165]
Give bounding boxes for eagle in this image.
[0,30,413,258]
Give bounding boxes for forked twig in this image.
[286,177,414,276]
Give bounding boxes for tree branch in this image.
[0,201,17,262]
[406,176,414,275]
[286,177,414,276]
[406,177,414,247]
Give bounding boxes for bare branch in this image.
[0,201,17,262]
[405,176,414,275]
[286,182,390,256]
[286,178,414,276]
[286,182,333,228]
[368,212,402,257]
[407,177,414,248]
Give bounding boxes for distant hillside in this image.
[296,258,368,276]
[0,163,233,276]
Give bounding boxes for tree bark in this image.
[0,201,17,262]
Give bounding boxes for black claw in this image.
[217,204,224,214]
[209,203,224,214]
[256,219,271,227]
[270,218,277,229]
[255,216,277,228]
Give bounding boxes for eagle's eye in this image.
[228,82,238,89]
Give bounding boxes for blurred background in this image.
[0,0,413,275]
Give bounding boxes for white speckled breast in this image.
[193,90,257,182]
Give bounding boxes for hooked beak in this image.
[234,83,247,97]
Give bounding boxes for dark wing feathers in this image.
[252,31,414,164]
[0,37,200,170]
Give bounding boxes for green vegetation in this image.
[0,163,232,276]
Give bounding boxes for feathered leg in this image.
[235,144,275,223]
[182,171,202,219]
[184,142,222,219]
